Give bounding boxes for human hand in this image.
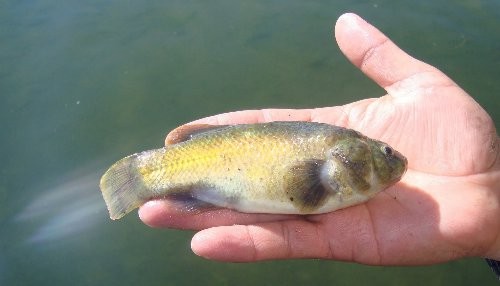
[139,13,500,265]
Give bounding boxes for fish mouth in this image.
[387,149,408,184]
[394,152,408,181]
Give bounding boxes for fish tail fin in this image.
[100,153,151,220]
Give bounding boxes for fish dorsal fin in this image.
[165,124,229,145]
[283,159,331,212]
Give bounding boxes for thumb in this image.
[334,13,451,95]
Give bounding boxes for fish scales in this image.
[100,122,407,220]
[142,124,329,201]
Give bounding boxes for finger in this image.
[190,205,381,263]
[191,108,314,125]
[334,13,454,95]
[190,221,333,262]
[138,200,297,230]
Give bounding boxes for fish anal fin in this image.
[165,124,229,145]
[165,192,222,214]
[165,183,235,213]
[283,159,330,213]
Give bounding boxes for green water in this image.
[1,1,499,285]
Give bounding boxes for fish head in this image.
[368,139,408,187]
[323,134,407,197]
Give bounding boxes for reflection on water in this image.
[15,163,107,244]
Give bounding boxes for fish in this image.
[100,121,407,220]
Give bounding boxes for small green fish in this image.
[100,121,407,220]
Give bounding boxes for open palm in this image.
[139,13,500,265]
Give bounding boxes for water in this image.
[1,1,499,285]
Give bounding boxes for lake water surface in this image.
[1,1,499,285]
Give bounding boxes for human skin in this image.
[139,13,500,265]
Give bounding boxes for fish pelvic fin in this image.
[100,153,150,220]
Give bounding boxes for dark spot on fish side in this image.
[289,197,294,201]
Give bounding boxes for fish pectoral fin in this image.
[283,159,330,212]
[165,124,229,145]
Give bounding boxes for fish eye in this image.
[382,145,393,156]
